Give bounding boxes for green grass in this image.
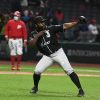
[0,63,100,100]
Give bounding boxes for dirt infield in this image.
[0,71,100,77]
[0,61,100,68]
[0,61,100,77]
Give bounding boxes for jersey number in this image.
[45,31,50,37]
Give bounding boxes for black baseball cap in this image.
[34,16,46,24]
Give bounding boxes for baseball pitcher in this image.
[29,16,87,96]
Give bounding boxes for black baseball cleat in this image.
[77,88,85,97]
[30,87,38,93]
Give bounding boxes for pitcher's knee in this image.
[64,69,74,75]
[34,69,42,75]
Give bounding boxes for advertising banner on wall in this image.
[62,42,100,64]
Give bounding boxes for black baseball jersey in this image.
[31,25,64,56]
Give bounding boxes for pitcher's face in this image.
[36,22,46,30]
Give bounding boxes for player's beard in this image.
[37,24,47,31]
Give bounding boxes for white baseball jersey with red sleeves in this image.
[4,19,27,40]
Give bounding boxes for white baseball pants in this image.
[8,39,23,56]
[34,48,73,75]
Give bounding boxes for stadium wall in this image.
[0,35,100,64]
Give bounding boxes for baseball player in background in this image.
[4,11,27,70]
[29,16,87,96]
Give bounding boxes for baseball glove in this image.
[78,16,87,24]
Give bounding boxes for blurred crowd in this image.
[0,0,100,43]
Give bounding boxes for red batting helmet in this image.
[14,11,21,17]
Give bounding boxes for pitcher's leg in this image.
[53,48,84,96]
[30,55,53,93]
[69,72,84,96]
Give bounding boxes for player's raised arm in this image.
[28,31,45,45]
[63,16,87,30]
[63,22,78,30]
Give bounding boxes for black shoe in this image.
[77,89,85,97]
[30,87,38,93]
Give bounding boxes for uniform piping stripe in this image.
[43,37,53,54]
